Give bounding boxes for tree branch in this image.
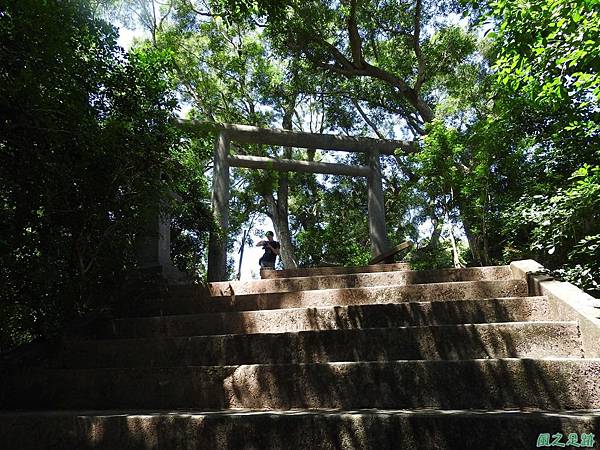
[314,38,356,72]
[413,0,426,92]
[393,155,419,182]
[157,0,174,32]
[150,0,158,46]
[187,0,217,17]
[307,35,434,125]
[351,98,385,139]
[345,0,364,67]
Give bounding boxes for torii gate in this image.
[189,121,416,282]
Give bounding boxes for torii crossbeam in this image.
[179,120,416,282]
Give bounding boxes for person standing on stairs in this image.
[256,231,280,269]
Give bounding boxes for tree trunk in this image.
[424,203,442,252]
[461,217,490,266]
[448,222,465,268]
[426,216,442,250]
[237,227,249,280]
[262,101,299,269]
[265,191,298,269]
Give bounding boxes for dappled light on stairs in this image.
[1,262,599,448]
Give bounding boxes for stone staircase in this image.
[1,261,599,449]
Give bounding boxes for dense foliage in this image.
[487,0,599,293]
[0,0,209,350]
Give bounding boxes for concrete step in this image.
[3,359,599,410]
[260,262,411,279]
[2,408,599,450]
[152,280,528,316]
[114,279,530,318]
[103,296,550,338]
[57,322,582,368]
[208,266,514,296]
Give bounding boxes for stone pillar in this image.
[367,148,391,257]
[207,130,231,282]
[135,193,189,283]
[135,203,163,272]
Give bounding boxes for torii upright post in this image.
[368,147,391,256]
[207,130,230,282]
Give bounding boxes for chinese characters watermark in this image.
[537,432,595,447]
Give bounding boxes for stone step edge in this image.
[214,265,511,286]
[72,319,575,343]
[19,357,597,373]
[112,296,548,323]
[260,262,411,279]
[209,268,515,296]
[3,408,598,450]
[208,279,526,300]
[5,359,598,411]
[3,408,600,418]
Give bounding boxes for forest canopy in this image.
[1,0,598,350]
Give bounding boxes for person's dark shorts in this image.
[259,257,275,268]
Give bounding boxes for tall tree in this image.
[0,0,207,350]
[213,0,477,133]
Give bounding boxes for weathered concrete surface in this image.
[209,266,514,296]
[3,359,600,410]
[3,262,598,448]
[112,283,536,318]
[194,280,529,314]
[260,262,411,279]
[57,322,581,368]
[511,260,600,358]
[1,408,599,450]
[103,296,550,338]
